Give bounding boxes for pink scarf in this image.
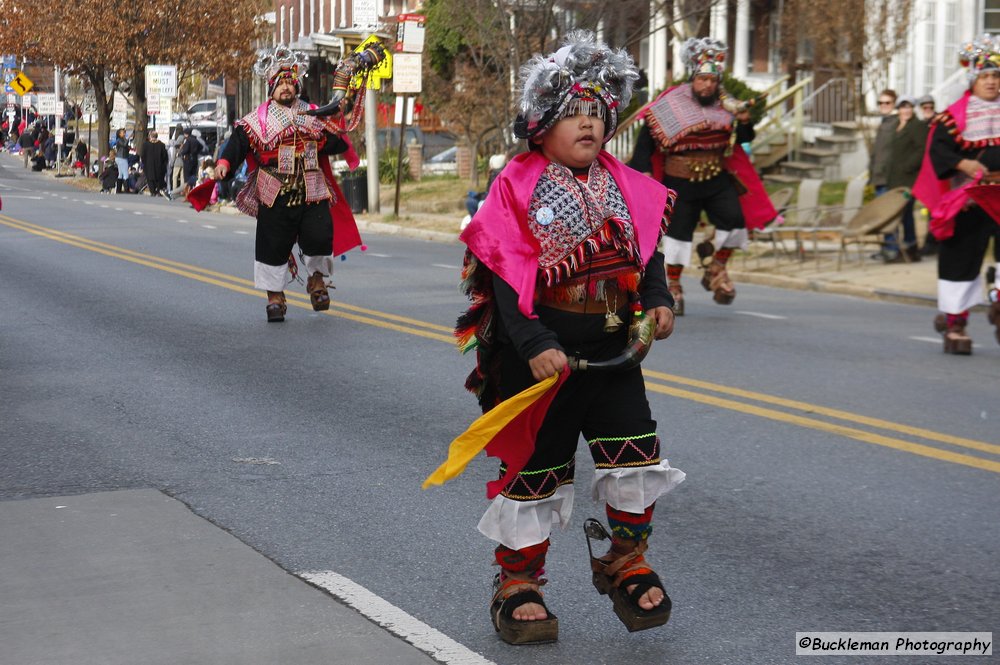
[461,150,670,319]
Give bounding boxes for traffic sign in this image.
[145,64,176,98]
[10,71,33,95]
[392,53,422,94]
[355,35,392,90]
[395,14,426,53]
[352,0,379,29]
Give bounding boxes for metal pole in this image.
[54,65,62,175]
[393,95,408,216]
[365,79,380,214]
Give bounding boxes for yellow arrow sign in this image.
[10,71,33,95]
[355,35,392,90]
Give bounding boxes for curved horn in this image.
[568,312,655,372]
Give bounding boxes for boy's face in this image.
[534,111,605,169]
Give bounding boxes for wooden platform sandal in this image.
[306,272,331,311]
[265,291,287,323]
[988,298,1000,346]
[934,314,972,355]
[704,264,736,304]
[584,518,671,633]
[490,572,559,645]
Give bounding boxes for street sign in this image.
[82,92,97,115]
[355,35,392,90]
[37,93,57,115]
[3,71,14,94]
[55,128,64,146]
[147,93,160,115]
[392,53,422,94]
[395,14,426,53]
[145,65,177,98]
[393,96,415,125]
[10,71,33,95]
[352,0,379,29]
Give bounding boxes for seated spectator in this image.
[100,151,119,193]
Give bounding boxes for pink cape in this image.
[642,86,778,230]
[460,150,671,319]
[911,92,982,241]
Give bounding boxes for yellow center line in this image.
[3,212,997,473]
[0,214,453,335]
[644,382,1000,474]
[642,368,1000,456]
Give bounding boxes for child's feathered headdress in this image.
[513,30,640,143]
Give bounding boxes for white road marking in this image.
[1,194,43,199]
[134,211,144,216]
[114,207,123,211]
[736,310,787,320]
[233,230,249,235]
[201,224,216,229]
[100,205,109,209]
[432,263,461,270]
[366,252,392,258]
[910,336,943,344]
[299,571,496,665]
[176,219,189,223]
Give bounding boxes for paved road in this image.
[1,155,997,665]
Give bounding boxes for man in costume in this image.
[447,31,685,644]
[629,37,773,315]
[215,45,362,322]
[913,34,1000,354]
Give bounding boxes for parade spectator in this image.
[179,127,200,195]
[869,89,899,197]
[140,130,169,197]
[99,151,118,192]
[880,96,929,262]
[917,94,936,121]
[18,124,36,168]
[111,128,130,194]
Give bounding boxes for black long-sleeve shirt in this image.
[219,124,349,178]
[493,250,671,361]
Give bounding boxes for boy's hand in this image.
[529,348,568,382]
[647,306,674,340]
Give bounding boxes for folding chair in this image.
[770,178,824,261]
[750,186,794,266]
[835,187,910,269]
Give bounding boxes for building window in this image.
[987,0,1000,32]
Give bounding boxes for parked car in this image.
[185,99,218,123]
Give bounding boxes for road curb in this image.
[730,270,944,308]
[356,218,460,244]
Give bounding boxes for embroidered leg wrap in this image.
[606,504,655,543]
[491,539,558,643]
[667,265,684,316]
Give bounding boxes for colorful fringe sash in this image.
[423,367,570,498]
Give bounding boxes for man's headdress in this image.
[254,45,310,95]
[513,30,640,143]
[959,34,1000,85]
[681,37,727,78]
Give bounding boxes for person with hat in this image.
[879,96,929,262]
[917,94,937,121]
[913,34,1000,354]
[452,30,684,644]
[214,44,362,322]
[178,127,200,197]
[628,37,774,314]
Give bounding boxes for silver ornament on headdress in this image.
[959,34,1000,84]
[253,44,310,82]
[681,37,727,77]
[514,30,640,142]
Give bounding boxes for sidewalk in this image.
[0,490,444,665]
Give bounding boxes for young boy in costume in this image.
[455,31,686,644]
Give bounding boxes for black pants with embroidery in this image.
[255,194,333,266]
[494,307,661,501]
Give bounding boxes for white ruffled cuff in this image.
[591,459,686,513]
[477,485,575,550]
